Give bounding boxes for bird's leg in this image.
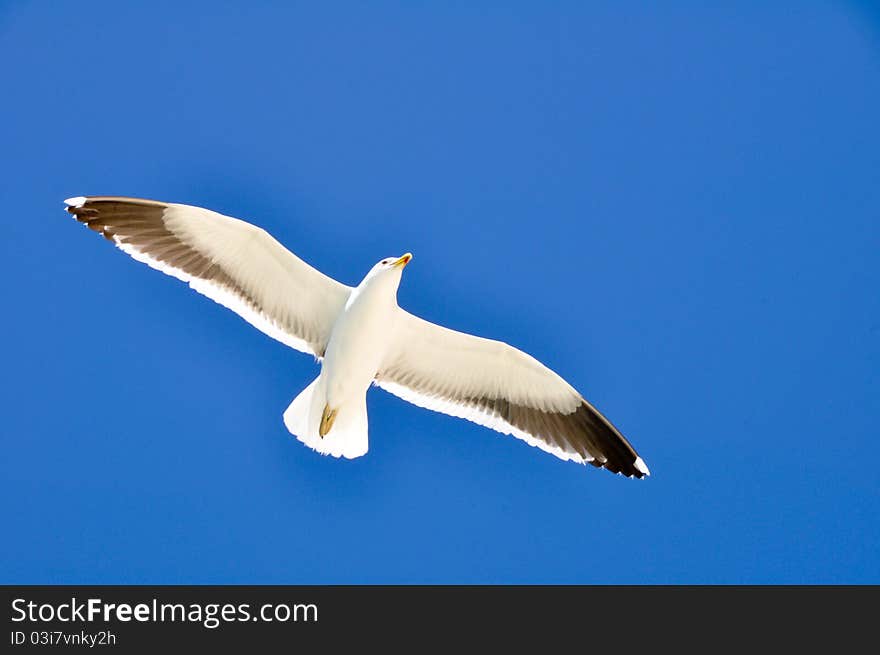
[319,405,338,438]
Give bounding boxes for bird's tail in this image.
[283,373,369,459]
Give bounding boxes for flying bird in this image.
[63,196,649,478]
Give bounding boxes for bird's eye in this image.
[381,259,389,265]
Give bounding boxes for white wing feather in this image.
[377,309,648,477]
[65,196,350,357]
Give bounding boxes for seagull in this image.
[63,196,649,478]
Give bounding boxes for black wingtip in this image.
[574,402,649,479]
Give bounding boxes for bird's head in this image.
[361,253,413,294]
[370,253,412,277]
[381,253,412,271]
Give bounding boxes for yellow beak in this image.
[392,253,413,269]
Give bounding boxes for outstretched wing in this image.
[377,310,649,478]
[64,196,351,357]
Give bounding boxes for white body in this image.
[283,260,404,458]
[325,276,398,408]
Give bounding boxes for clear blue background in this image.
[1,1,877,583]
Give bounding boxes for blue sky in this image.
[1,1,878,583]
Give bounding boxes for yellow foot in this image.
[319,405,338,438]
